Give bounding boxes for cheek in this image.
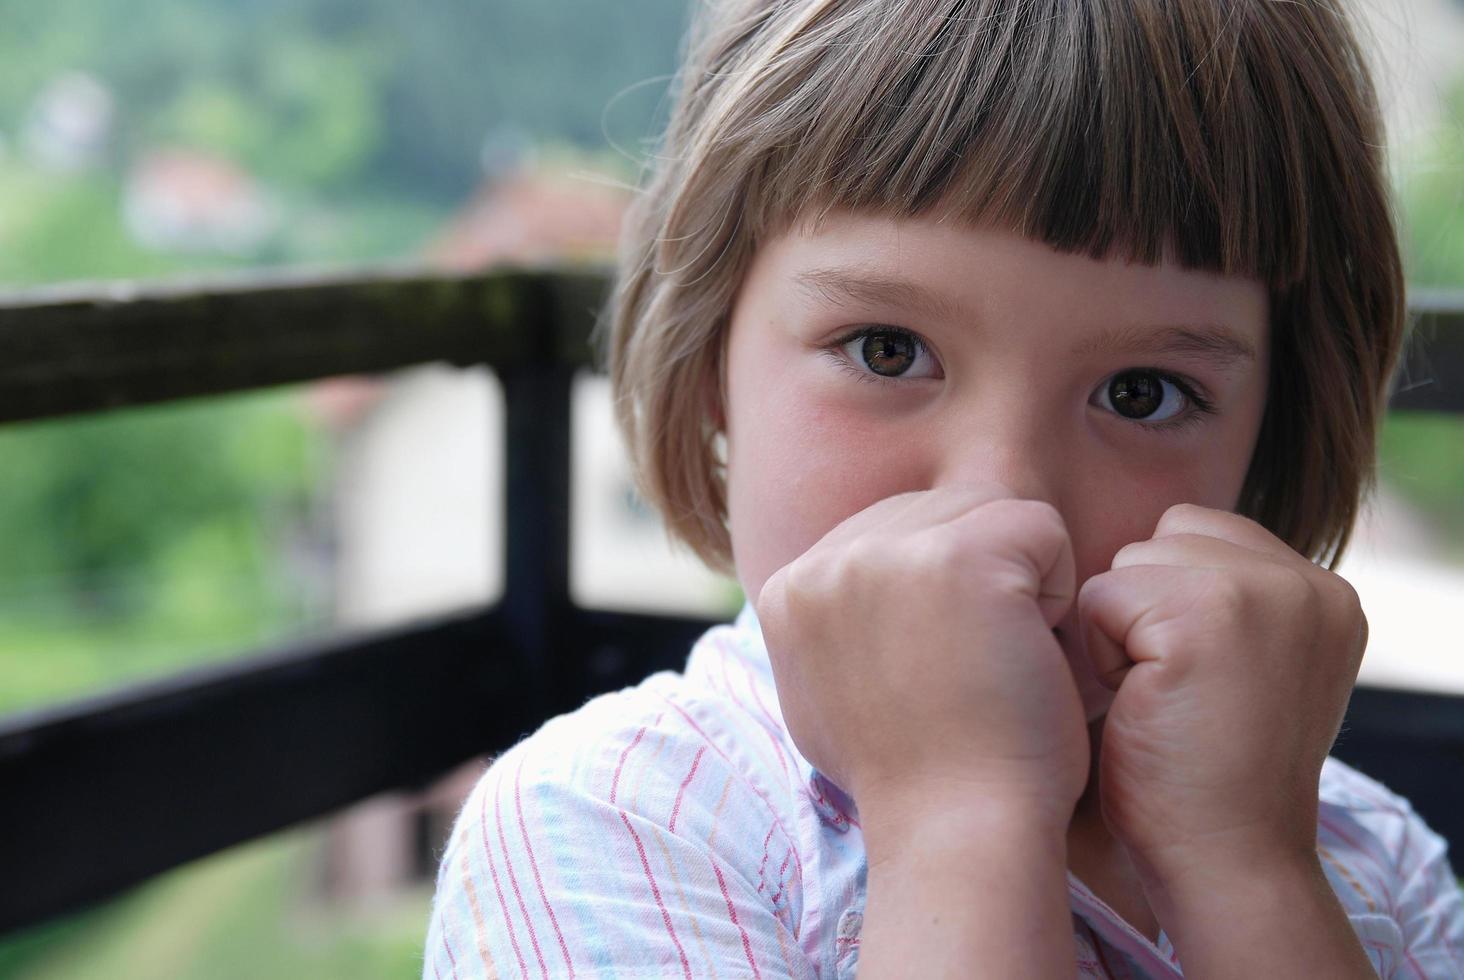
[725,387,921,603]
[1065,445,1249,582]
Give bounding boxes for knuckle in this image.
[841,533,889,580]
[793,534,894,603]
[1279,563,1321,611]
[905,530,964,581]
[1202,569,1253,617]
[1145,616,1195,659]
[1160,532,1215,553]
[1112,539,1148,566]
[1156,501,1208,534]
[1158,504,1273,550]
[777,554,824,617]
[754,571,795,656]
[1020,497,1066,532]
[755,566,788,619]
[981,496,1067,542]
[1240,561,1315,620]
[1320,571,1368,651]
[1323,569,1363,612]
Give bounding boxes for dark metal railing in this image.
[0,267,1460,935]
[1394,288,1464,414]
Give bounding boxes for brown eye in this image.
[861,330,918,376]
[833,326,938,382]
[1105,370,1182,421]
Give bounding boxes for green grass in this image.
[0,825,433,980]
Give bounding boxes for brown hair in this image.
[603,0,1406,573]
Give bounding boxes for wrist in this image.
[1136,843,1335,931]
[860,785,1073,871]
[859,793,1078,979]
[1138,849,1374,979]
[1130,834,1317,903]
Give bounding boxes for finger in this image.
[941,497,1076,628]
[1081,611,1133,691]
[889,482,1023,535]
[754,562,792,651]
[814,483,1018,554]
[1110,532,1275,572]
[1078,565,1191,673]
[1151,503,1298,561]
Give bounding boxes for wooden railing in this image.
[0,267,1460,935]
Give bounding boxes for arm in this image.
[1138,848,1375,980]
[754,489,1092,977]
[1075,506,1386,976]
[857,797,1077,979]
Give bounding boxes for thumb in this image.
[1078,572,1136,691]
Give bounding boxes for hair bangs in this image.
[742,0,1328,289]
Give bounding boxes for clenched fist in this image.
[755,483,1092,837]
[1077,504,1368,882]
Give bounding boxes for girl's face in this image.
[721,210,1270,721]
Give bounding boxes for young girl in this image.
[424,0,1464,976]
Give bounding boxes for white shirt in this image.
[423,603,1464,978]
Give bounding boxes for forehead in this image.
[747,209,1269,358]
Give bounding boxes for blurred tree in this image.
[361,0,688,197]
[0,0,688,199]
[0,168,179,282]
[156,36,385,188]
[0,395,318,623]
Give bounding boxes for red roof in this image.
[426,166,630,270]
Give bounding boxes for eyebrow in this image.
[795,266,1259,370]
[1070,323,1260,370]
[794,267,971,324]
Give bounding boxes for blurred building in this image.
[122,149,279,255]
[425,165,630,270]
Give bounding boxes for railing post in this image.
[497,277,576,723]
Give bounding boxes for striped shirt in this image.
[422,603,1464,978]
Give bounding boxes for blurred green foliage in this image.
[0,0,695,716]
[0,391,327,716]
[0,0,687,201]
[0,166,181,283]
[0,397,307,600]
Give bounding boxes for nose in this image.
[929,393,1066,509]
